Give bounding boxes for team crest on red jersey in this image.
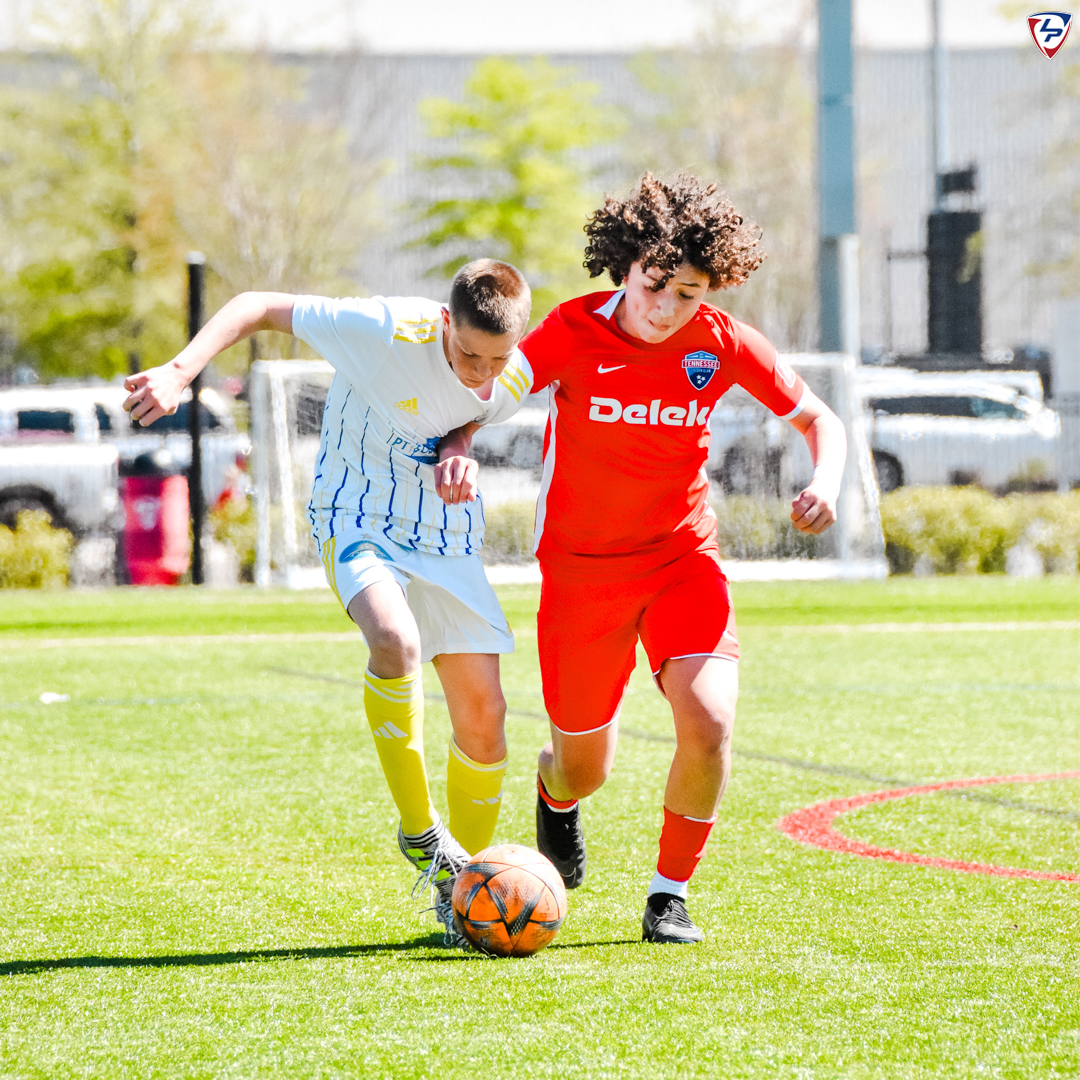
[682,350,721,390]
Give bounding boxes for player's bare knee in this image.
[482,686,507,725]
[679,710,732,759]
[560,757,610,799]
[465,703,507,763]
[365,624,421,675]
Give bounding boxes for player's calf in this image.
[435,653,509,855]
[641,807,715,944]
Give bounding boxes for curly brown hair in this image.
[583,173,764,292]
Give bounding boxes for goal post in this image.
[249,352,886,586]
[249,359,335,588]
[791,353,885,566]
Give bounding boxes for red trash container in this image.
[120,452,190,586]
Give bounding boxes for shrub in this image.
[210,495,256,582]
[1007,491,1080,573]
[880,486,1009,574]
[712,496,818,560]
[880,487,1080,575]
[481,500,536,564]
[0,510,73,588]
[480,498,820,563]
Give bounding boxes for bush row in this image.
[480,500,536,564]
[15,488,1069,587]
[480,490,1080,575]
[0,510,72,588]
[478,496,818,564]
[880,487,1080,575]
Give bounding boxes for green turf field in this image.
[1,579,1078,1079]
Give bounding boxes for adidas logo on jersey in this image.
[395,398,419,415]
[588,396,712,427]
[373,721,409,740]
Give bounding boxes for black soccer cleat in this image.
[642,893,705,944]
[536,786,587,890]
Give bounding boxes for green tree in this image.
[415,57,620,323]
[169,51,390,364]
[628,12,817,350]
[0,0,208,380]
[0,2,388,379]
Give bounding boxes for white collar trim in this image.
[593,290,624,320]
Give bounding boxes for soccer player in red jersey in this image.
[444,173,846,941]
[503,173,847,943]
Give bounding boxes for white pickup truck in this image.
[856,369,1060,492]
[0,383,248,535]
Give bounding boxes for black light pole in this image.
[186,252,206,585]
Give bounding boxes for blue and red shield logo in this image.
[1028,12,1072,58]
[682,350,721,390]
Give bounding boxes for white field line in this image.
[0,632,364,650]
[764,621,1080,634]
[0,622,1076,650]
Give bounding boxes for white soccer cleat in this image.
[397,819,471,947]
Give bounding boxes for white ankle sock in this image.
[647,872,688,900]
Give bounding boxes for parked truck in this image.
[0,383,248,535]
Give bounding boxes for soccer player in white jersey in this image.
[124,260,534,942]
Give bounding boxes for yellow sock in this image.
[446,737,507,855]
[364,669,436,835]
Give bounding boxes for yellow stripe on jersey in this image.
[393,317,439,345]
[498,363,528,401]
[321,535,344,608]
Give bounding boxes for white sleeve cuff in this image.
[778,385,808,421]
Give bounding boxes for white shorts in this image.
[317,524,514,663]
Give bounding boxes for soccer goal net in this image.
[250,352,886,586]
[709,353,886,576]
[249,359,335,588]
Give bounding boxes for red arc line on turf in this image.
[778,772,1080,882]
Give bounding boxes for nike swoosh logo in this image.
[597,364,626,374]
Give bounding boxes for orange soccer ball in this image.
[452,844,568,957]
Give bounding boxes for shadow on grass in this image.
[0,935,448,978]
[548,938,640,949]
[407,938,641,962]
[4,935,645,975]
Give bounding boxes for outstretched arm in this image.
[124,292,296,426]
[434,422,482,506]
[787,390,847,535]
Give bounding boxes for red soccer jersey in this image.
[516,289,807,566]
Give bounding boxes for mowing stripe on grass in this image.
[736,750,1080,822]
[0,621,1076,649]
[779,771,1080,881]
[777,621,1080,633]
[264,670,1080,826]
[598,731,1080,824]
[0,632,364,649]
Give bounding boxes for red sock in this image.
[656,807,716,882]
[537,773,578,811]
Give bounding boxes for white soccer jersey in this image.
[293,295,530,556]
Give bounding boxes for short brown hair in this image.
[448,259,531,339]
[583,173,764,292]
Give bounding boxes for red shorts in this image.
[537,546,738,735]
